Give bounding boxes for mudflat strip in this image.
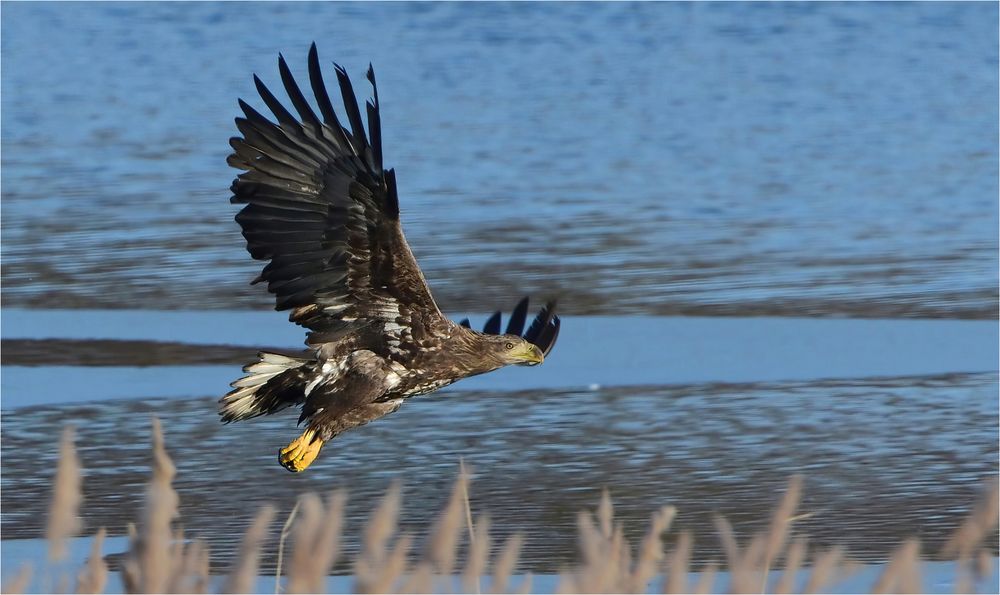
[0,339,291,367]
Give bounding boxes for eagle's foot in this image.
[278,429,324,472]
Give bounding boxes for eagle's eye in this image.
[504,341,514,350]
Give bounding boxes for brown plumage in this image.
[218,44,560,472]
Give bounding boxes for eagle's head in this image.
[478,333,545,367]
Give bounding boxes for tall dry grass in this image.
[46,426,82,563]
[2,418,997,594]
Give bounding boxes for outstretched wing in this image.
[228,44,445,348]
[458,297,561,357]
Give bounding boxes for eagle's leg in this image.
[278,429,324,472]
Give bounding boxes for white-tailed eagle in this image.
[219,45,560,472]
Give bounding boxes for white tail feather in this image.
[220,352,311,422]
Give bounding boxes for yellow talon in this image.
[279,429,324,472]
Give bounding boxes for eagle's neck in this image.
[443,327,506,379]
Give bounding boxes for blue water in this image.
[2,2,998,587]
[1,310,997,403]
[2,1,997,316]
[2,312,997,574]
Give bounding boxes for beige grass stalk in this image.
[355,482,402,593]
[692,560,717,595]
[286,490,346,593]
[167,537,210,594]
[285,493,323,593]
[564,493,682,593]
[871,537,921,594]
[126,417,179,594]
[489,533,524,594]
[772,537,807,594]
[274,497,301,594]
[663,529,692,594]
[400,562,435,594]
[311,492,347,585]
[941,477,999,559]
[597,488,613,539]
[942,477,999,594]
[629,505,675,593]
[711,513,752,592]
[460,459,480,594]
[975,550,994,585]
[75,527,108,594]
[760,475,803,592]
[802,545,843,594]
[122,523,139,593]
[462,515,492,594]
[513,573,533,595]
[426,471,470,580]
[567,506,605,592]
[1,564,32,595]
[731,534,768,593]
[370,533,413,593]
[47,426,82,563]
[223,505,276,594]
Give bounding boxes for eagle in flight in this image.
[219,45,560,472]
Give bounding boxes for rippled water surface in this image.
[3,373,997,574]
[2,1,998,585]
[2,2,997,317]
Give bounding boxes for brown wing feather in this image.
[228,44,445,351]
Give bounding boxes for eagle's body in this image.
[219,45,559,472]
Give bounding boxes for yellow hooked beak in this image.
[513,343,545,366]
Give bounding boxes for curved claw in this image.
[279,429,324,472]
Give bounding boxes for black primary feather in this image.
[464,296,560,357]
[366,64,383,170]
[505,296,530,336]
[483,311,502,335]
[278,54,323,130]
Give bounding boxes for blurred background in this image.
[2,1,997,580]
[3,1,997,316]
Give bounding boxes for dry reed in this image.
[75,527,108,594]
[870,537,921,594]
[663,529,691,594]
[1,565,32,595]
[942,477,1000,593]
[426,471,470,578]
[461,515,491,594]
[772,537,806,595]
[285,490,345,593]
[692,560,718,594]
[46,426,82,562]
[459,459,481,594]
[354,482,402,593]
[489,533,525,594]
[272,496,300,594]
[801,545,843,594]
[222,505,276,594]
[9,421,1000,594]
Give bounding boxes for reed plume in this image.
[75,527,107,594]
[20,422,1000,594]
[46,426,82,562]
[284,490,345,593]
[222,505,275,594]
